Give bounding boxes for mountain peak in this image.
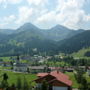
[17,23,39,31]
[51,24,69,30]
[22,23,35,27]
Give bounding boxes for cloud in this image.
[16,6,33,24]
[85,15,90,21]
[0,0,22,8]
[36,11,57,28]
[27,0,42,5]
[27,0,48,6]
[0,23,7,28]
[0,0,22,4]
[3,15,16,22]
[36,0,90,29]
[0,15,16,28]
[0,0,90,29]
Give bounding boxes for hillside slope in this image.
[58,30,90,54]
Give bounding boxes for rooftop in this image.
[36,70,72,86]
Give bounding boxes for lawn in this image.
[0,57,12,62]
[65,72,90,88]
[0,70,37,86]
[0,67,90,89]
[65,72,79,88]
[0,70,79,88]
[72,47,90,59]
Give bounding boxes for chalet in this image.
[35,70,72,90]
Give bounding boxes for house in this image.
[2,62,12,67]
[35,70,72,90]
[29,66,47,73]
[64,67,74,72]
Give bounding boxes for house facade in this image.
[35,71,72,90]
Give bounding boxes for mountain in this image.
[11,23,46,42]
[16,23,39,33]
[41,25,84,41]
[0,23,57,56]
[58,30,90,54]
[0,29,15,34]
[0,33,7,42]
[0,23,86,56]
[0,23,84,41]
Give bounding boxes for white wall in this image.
[14,66,27,72]
[53,86,68,90]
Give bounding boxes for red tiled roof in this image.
[36,70,72,86]
[50,71,69,79]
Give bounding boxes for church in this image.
[13,56,28,72]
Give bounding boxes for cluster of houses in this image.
[0,58,90,76]
[0,56,90,76]
[0,56,90,90]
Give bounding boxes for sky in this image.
[0,0,90,30]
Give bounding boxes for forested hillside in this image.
[0,23,89,56]
[58,30,90,54]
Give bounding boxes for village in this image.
[0,55,90,90]
[0,55,90,75]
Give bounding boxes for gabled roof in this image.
[50,71,69,79]
[36,70,72,86]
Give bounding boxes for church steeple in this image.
[16,55,20,64]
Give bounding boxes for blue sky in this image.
[0,0,90,30]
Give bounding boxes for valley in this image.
[0,23,90,90]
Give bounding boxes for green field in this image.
[66,72,90,88]
[0,70,37,86]
[65,72,79,88]
[0,69,85,88]
[0,57,12,62]
[72,47,90,59]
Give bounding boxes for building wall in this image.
[14,66,27,72]
[53,86,68,90]
[87,69,90,76]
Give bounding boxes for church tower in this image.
[16,55,20,64]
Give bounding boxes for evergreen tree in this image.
[1,73,9,89]
[16,77,22,90]
[23,77,29,90]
